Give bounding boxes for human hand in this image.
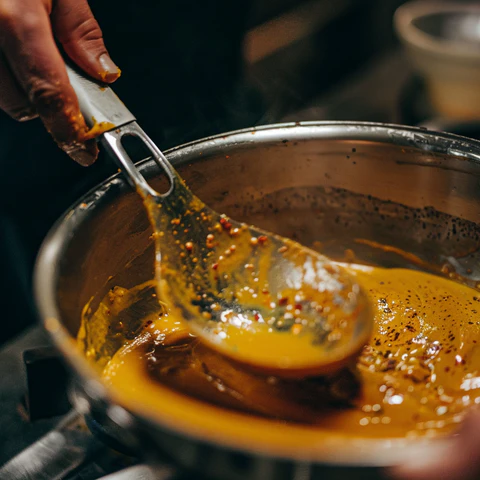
[0,0,120,165]
[391,410,480,480]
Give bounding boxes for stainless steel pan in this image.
[33,122,480,479]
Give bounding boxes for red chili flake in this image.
[295,304,302,311]
[212,263,219,270]
[258,235,268,244]
[279,297,288,306]
[220,218,232,230]
[254,313,260,321]
[262,289,269,294]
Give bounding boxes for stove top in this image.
[0,328,150,480]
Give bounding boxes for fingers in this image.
[390,411,480,480]
[0,1,97,165]
[0,0,118,165]
[52,0,120,83]
[0,52,37,121]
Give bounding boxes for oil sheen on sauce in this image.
[82,263,480,440]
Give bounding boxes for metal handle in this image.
[101,123,180,201]
[65,62,182,201]
[65,62,187,205]
[66,63,136,131]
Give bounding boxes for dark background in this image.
[0,0,409,344]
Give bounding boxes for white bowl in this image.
[395,1,480,120]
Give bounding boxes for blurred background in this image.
[1,0,479,344]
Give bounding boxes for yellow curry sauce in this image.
[79,263,480,440]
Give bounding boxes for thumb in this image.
[51,0,120,83]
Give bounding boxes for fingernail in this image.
[69,147,97,167]
[10,105,38,122]
[99,54,121,82]
[17,112,39,122]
